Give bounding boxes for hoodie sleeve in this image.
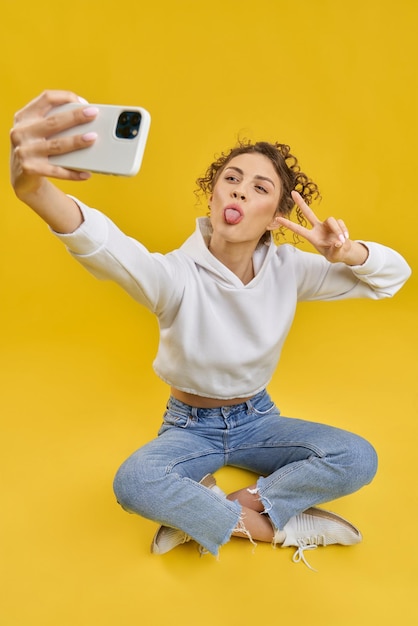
[290,241,411,302]
[52,198,182,315]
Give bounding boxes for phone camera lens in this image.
[120,126,131,138]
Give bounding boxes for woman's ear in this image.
[267,214,282,231]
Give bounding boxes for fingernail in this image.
[82,132,98,141]
[338,234,346,244]
[77,96,89,104]
[344,231,349,239]
[83,106,99,117]
[79,171,91,180]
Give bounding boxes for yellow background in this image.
[1,1,417,624]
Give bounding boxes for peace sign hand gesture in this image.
[276,191,369,266]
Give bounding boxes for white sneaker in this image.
[151,474,224,555]
[277,507,362,570]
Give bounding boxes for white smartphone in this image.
[48,103,151,176]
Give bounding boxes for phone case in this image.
[48,103,151,176]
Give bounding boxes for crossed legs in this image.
[227,485,275,542]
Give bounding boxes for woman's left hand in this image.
[276,191,369,266]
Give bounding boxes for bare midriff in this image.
[171,387,253,408]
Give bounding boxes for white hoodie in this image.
[54,200,411,399]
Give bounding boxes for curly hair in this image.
[196,140,320,233]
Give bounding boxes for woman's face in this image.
[209,152,282,245]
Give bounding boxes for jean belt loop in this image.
[190,406,199,420]
[245,398,253,414]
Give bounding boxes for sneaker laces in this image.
[292,535,326,571]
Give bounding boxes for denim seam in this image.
[227,441,327,457]
[164,449,223,473]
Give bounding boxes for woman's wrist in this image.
[17,179,84,234]
[343,241,369,266]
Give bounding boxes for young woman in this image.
[10,90,411,568]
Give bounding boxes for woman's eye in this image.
[256,185,268,193]
[225,175,238,182]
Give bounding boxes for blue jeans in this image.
[113,389,378,555]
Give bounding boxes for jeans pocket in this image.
[250,401,278,417]
[161,408,192,429]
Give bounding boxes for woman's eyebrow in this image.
[225,166,275,188]
[254,174,275,188]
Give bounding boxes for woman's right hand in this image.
[10,90,99,233]
[10,90,98,199]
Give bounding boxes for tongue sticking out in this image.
[224,208,242,225]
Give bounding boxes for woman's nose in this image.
[232,189,246,201]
